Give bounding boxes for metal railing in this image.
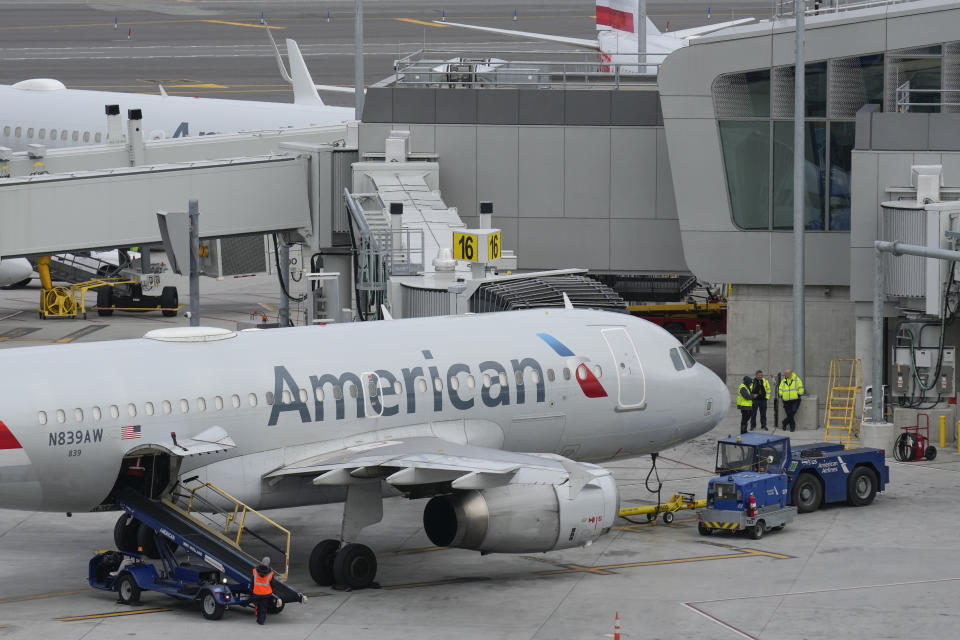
[180,481,292,581]
[895,81,960,112]
[392,48,661,89]
[776,0,915,17]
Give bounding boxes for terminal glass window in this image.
[828,122,856,231]
[719,121,770,229]
[889,45,942,113]
[804,62,828,118]
[829,54,884,117]
[772,121,827,230]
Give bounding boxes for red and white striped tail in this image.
[596,0,638,34]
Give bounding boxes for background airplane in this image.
[438,0,755,73]
[0,307,729,589]
[0,39,353,153]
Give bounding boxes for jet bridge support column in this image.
[189,200,200,327]
[278,237,290,327]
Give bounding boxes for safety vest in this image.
[736,383,753,408]
[756,378,770,400]
[252,569,274,596]
[779,374,804,401]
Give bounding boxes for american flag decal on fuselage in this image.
[121,425,141,440]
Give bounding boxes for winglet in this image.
[562,293,574,310]
[285,38,325,107]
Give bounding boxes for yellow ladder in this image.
[824,358,863,448]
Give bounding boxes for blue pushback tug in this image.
[697,433,890,539]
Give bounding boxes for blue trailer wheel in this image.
[200,590,225,620]
[116,574,141,604]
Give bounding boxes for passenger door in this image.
[601,327,646,408]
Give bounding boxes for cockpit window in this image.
[680,347,696,368]
[669,348,684,371]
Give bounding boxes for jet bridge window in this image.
[670,348,684,371]
[37,411,47,425]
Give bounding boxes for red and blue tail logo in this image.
[537,333,608,398]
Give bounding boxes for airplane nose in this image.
[713,374,732,422]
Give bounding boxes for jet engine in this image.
[422,474,618,554]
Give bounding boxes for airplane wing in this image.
[667,17,756,40]
[434,21,601,51]
[267,436,601,494]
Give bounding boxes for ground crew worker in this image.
[750,370,770,431]
[778,368,805,432]
[737,375,755,434]
[251,562,275,625]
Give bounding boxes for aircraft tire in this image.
[308,539,341,586]
[333,543,377,589]
[113,514,139,552]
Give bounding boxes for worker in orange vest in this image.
[251,562,275,625]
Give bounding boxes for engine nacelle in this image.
[422,473,619,554]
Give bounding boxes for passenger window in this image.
[576,364,589,381]
[38,128,45,139]
[563,367,571,381]
[482,373,492,388]
[394,381,403,395]
[38,411,47,425]
[15,127,22,137]
[333,385,343,400]
[196,397,207,412]
[265,391,275,405]
[417,379,428,393]
[669,348,684,371]
[127,403,136,417]
[94,132,101,142]
[680,347,696,368]
[531,370,541,384]
[499,372,508,386]
[74,408,83,422]
[214,396,224,410]
[145,402,155,416]
[450,376,460,391]
[247,393,257,408]
[51,129,58,140]
[315,387,324,402]
[72,130,79,141]
[231,394,240,409]
[92,406,102,421]
[299,389,308,402]
[547,369,555,382]
[83,131,89,142]
[162,400,172,415]
[593,365,602,378]
[434,378,443,392]
[466,375,475,389]
[2,126,8,136]
[180,399,190,413]
[367,380,377,397]
[56,409,66,424]
[283,390,293,403]
[110,405,120,419]
[515,371,524,385]
[348,384,358,399]
[27,128,34,138]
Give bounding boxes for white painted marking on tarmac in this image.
[682,602,758,640]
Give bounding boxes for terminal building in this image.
[2,0,960,434]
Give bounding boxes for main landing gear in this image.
[307,481,384,590]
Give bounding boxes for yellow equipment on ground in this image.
[36,255,144,319]
[824,358,863,448]
[618,492,706,524]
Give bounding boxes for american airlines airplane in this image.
[0,259,32,288]
[439,0,755,73]
[0,307,729,588]
[0,39,353,153]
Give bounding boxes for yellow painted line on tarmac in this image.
[57,607,170,622]
[536,547,792,576]
[56,325,105,343]
[0,19,196,31]
[200,19,284,29]
[166,83,229,89]
[377,546,446,557]
[395,18,450,28]
[0,589,92,605]
[381,576,489,590]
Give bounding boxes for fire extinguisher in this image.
[747,493,758,519]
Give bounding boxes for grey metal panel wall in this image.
[564,127,610,219]
[565,91,611,126]
[518,127,564,218]
[437,89,478,124]
[518,218,610,270]
[611,128,657,219]
[478,91,520,125]
[656,129,677,219]
[477,127,519,218]
[610,220,687,271]
[871,113,930,151]
[519,92,564,125]
[394,88,437,124]
[436,126,478,219]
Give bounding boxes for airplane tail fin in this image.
[285,39,325,107]
[596,0,656,36]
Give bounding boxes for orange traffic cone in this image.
[614,612,621,640]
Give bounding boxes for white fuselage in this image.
[0,83,353,152]
[0,309,729,513]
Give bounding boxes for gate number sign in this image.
[453,230,501,263]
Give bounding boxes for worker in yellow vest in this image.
[251,561,275,625]
[778,368,805,432]
[736,375,755,434]
[750,370,771,431]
